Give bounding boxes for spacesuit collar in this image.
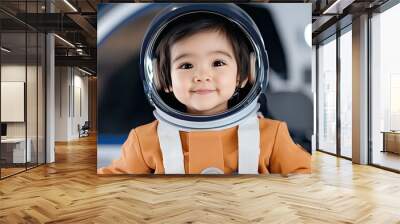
[153,100,261,131]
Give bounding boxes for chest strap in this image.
[157,113,260,174]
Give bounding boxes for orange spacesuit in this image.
[98,117,311,175]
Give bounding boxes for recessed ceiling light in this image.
[1,47,11,53]
[78,67,93,76]
[54,34,75,48]
[63,0,78,12]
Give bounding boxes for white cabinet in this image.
[1,138,32,163]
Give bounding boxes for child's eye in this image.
[213,60,226,67]
[178,63,193,70]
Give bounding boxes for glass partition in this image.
[317,35,337,155]
[27,30,38,169]
[38,32,45,165]
[1,30,28,177]
[0,1,46,179]
[26,0,42,169]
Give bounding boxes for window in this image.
[370,2,400,171]
[339,28,352,158]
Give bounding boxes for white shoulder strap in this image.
[157,121,185,174]
[238,114,260,174]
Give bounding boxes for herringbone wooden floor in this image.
[1,135,400,224]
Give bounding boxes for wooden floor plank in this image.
[0,135,400,223]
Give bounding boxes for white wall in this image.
[54,67,89,141]
[55,67,69,141]
[72,73,89,138]
[1,64,38,138]
[1,64,26,81]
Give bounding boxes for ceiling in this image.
[311,0,390,44]
[0,0,393,75]
[0,0,99,74]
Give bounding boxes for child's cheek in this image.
[174,74,190,90]
[171,75,190,98]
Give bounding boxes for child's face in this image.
[169,30,238,115]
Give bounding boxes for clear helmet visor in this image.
[140,4,269,130]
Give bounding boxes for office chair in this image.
[79,121,90,138]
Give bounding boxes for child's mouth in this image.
[192,89,215,95]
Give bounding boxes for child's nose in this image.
[194,66,212,82]
[194,75,211,83]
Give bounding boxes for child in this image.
[98,14,311,175]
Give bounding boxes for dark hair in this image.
[154,13,251,92]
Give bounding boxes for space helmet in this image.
[140,3,269,131]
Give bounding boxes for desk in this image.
[1,138,31,163]
[381,131,400,154]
